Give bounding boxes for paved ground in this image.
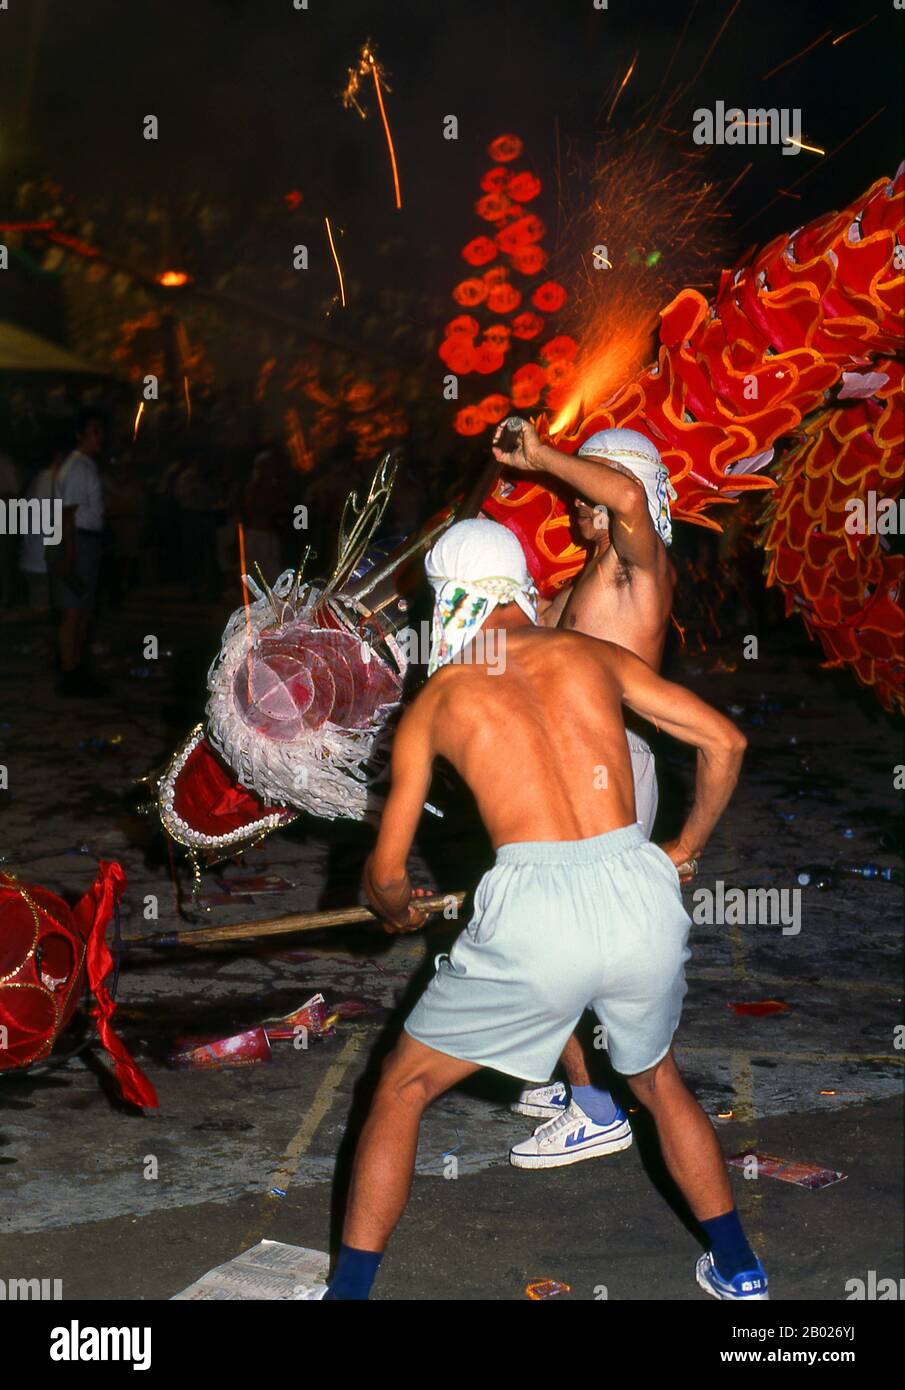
[0,587,902,1301]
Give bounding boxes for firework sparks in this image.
[761,30,832,81]
[606,52,637,124]
[343,41,402,209]
[324,216,346,307]
[132,400,145,440]
[183,374,192,424]
[782,136,825,156]
[547,132,730,437]
[832,15,878,45]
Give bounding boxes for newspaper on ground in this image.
[172,1240,329,1300]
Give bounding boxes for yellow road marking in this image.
[238,1033,362,1251]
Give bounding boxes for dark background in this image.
[1,0,901,326]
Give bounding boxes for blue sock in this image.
[699,1208,757,1281]
[570,1084,620,1126]
[324,1243,384,1301]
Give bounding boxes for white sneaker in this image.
[509,1100,633,1170]
[511,1081,569,1119]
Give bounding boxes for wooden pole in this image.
[135,891,466,949]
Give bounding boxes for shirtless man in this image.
[491,419,678,1168]
[304,519,766,1302]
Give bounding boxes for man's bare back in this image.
[426,627,636,847]
[366,605,744,934]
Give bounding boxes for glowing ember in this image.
[156,270,190,287]
[324,216,346,307]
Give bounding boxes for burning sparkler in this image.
[342,41,402,210]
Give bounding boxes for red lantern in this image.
[511,378,542,408]
[473,342,506,375]
[540,335,578,361]
[510,245,549,275]
[545,358,576,388]
[454,406,486,436]
[487,282,522,314]
[511,311,545,340]
[452,278,488,307]
[531,280,568,313]
[438,337,476,373]
[475,193,513,223]
[480,167,510,193]
[444,314,480,338]
[513,362,547,388]
[496,214,546,255]
[512,362,546,409]
[488,133,524,163]
[462,235,498,267]
[483,323,512,351]
[478,393,511,424]
[506,172,543,203]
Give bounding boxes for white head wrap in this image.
[424,518,537,675]
[577,427,676,545]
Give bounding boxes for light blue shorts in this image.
[405,823,691,1080]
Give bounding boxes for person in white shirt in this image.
[51,408,108,697]
[19,444,65,613]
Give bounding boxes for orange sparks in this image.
[832,15,877,45]
[606,52,637,124]
[782,136,825,156]
[689,0,743,88]
[132,400,144,440]
[343,43,402,209]
[369,53,402,209]
[761,29,832,80]
[324,216,346,307]
[183,374,192,423]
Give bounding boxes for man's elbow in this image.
[617,477,648,523]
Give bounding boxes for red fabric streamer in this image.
[76,861,158,1110]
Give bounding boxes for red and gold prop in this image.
[0,865,158,1108]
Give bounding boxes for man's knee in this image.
[376,1045,438,1112]
[626,1050,678,1107]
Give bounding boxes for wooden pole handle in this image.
[136,891,467,948]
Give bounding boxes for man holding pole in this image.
[304,517,767,1302]
[490,418,677,1167]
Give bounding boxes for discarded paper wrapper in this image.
[169,1026,272,1069]
[263,992,335,1041]
[727,1151,847,1190]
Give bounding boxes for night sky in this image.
[1,0,902,323]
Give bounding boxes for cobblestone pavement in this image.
[0,588,901,1300]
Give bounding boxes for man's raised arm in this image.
[362,691,435,932]
[492,420,661,569]
[610,644,747,866]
